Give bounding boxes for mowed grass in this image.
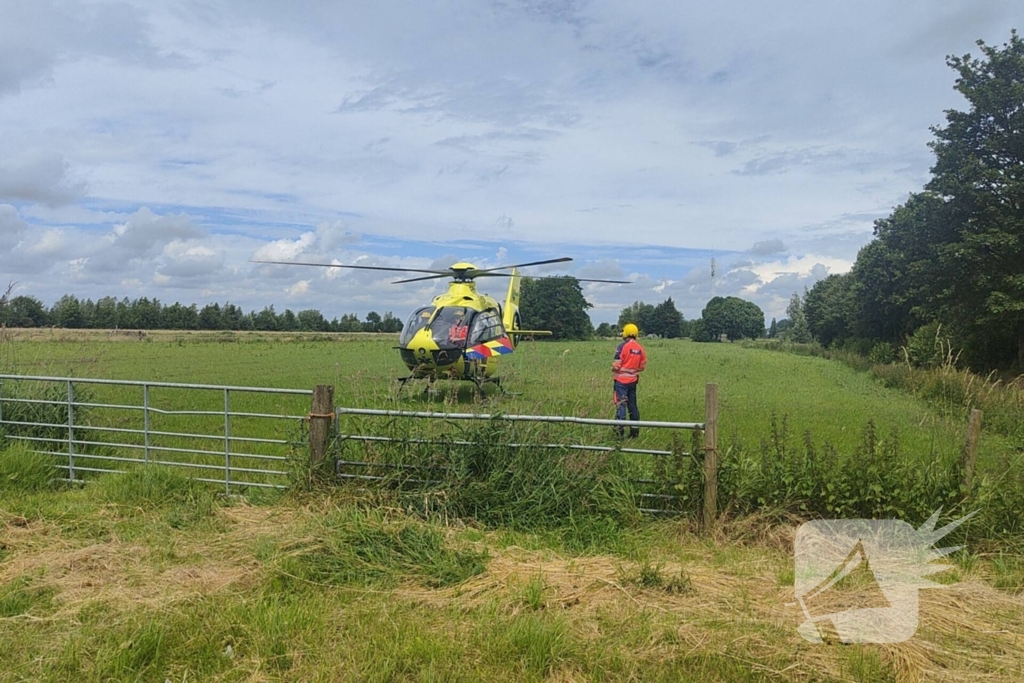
[2,465,1023,682]
[2,329,1013,471]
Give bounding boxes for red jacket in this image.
[612,338,646,384]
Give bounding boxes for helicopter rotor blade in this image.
[479,273,633,284]
[255,256,631,284]
[526,275,633,284]
[468,256,573,276]
[250,260,450,276]
[390,273,455,284]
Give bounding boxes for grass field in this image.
[2,329,1015,469]
[2,330,1024,681]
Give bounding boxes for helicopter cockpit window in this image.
[430,307,473,348]
[400,306,435,346]
[470,309,505,344]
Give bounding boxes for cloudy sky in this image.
[1,1,1020,324]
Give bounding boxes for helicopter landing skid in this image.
[396,376,436,396]
[394,375,510,399]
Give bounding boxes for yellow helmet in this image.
[622,323,639,339]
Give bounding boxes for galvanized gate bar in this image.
[338,433,679,457]
[0,374,309,491]
[0,374,313,394]
[335,406,703,430]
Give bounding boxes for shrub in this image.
[728,415,967,523]
[868,341,896,364]
[903,322,950,368]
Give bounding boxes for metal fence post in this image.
[224,388,231,494]
[67,380,76,482]
[702,383,718,531]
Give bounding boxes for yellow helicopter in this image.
[252,257,629,393]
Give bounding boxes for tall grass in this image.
[273,505,488,589]
[0,442,60,493]
[93,465,219,529]
[336,418,641,535]
[756,337,1024,448]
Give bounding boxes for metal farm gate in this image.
[324,384,721,523]
[0,374,311,491]
[0,374,721,522]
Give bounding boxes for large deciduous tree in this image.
[925,31,1024,368]
[3,296,49,327]
[649,298,685,338]
[698,296,765,341]
[618,298,686,337]
[804,274,856,347]
[617,301,655,334]
[520,277,594,340]
[782,292,812,343]
[834,32,1024,370]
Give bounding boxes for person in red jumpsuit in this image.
[612,323,647,437]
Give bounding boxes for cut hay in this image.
[399,541,1024,682]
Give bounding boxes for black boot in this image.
[628,428,640,439]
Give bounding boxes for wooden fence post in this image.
[309,384,335,468]
[960,408,983,492]
[703,383,718,531]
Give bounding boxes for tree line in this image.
[798,33,1024,371]
[2,274,771,342]
[0,292,404,333]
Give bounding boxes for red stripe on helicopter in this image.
[465,336,513,361]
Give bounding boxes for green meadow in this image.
[2,330,1014,469]
[2,330,1024,681]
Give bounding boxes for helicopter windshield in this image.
[399,306,435,346]
[430,306,474,348]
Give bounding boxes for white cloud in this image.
[0,153,86,206]
[25,229,67,256]
[0,204,29,250]
[252,232,317,262]
[0,0,1017,321]
[743,254,854,290]
[285,280,310,296]
[110,208,202,254]
[156,241,224,280]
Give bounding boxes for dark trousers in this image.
[613,380,640,436]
